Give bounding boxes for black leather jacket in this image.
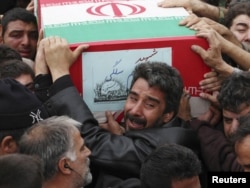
[40,75,201,187]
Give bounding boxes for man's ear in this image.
[162,111,174,124]
[0,136,18,155]
[58,158,71,175]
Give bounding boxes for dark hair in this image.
[0,153,43,188]
[0,44,22,64]
[230,115,250,144]
[1,7,38,37]
[140,144,201,188]
[225,1,250,27]
[217,71,250,112]
[0,59,35,80]
[130,61,183,115]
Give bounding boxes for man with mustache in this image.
[40,42,202,187]
[101,62,185,133]
[91,62,205,187]
[19,116,93,188]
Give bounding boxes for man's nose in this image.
[130,101,143,116]
[230,118,239,134]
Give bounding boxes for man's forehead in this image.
[6,20,37,29]
[224,103,250,114]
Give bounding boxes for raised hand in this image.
[42,36,89,82]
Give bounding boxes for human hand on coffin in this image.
[191,27,234,77]
[180,13,241,47]
[42,36,89,82]
[199,70,224,92]
[157,0,202,13]
[157,0,221,21]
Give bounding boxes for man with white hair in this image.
[19,115,92,188]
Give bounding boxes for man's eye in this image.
[10,33,22,38]
[224,118,232,124]
[238,29,247,33]
[129,95,137,102]
[145,103,155,109]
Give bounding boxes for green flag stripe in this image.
[44,17,195,44]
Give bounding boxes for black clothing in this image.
[0,1,17,14]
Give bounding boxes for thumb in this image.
[191,44,205,57]
[105,111,124,135]
[106,111,115,123]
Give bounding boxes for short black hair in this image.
[225,1,250,28]
[1,7,38,37]
[217,71,250,112]
[0,59,35,80]
[0,153,43,188]
[141,144,201,188]
[230,115,250,144]
[0,44,22,64]
[130,62,183,115]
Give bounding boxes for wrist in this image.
[50,70,70,82]
[35,69,49,76]
[232,67,243,75]
[217,62,234,77]
[192,2,206,16]
[196,3,220,21]
[35,64,49,76]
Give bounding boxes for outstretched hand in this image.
[42,36,89,82]
[191,27,233,77]
[180,13,241,47]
